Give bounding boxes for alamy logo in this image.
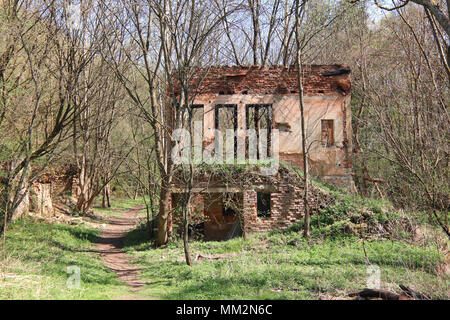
[366,265,380,289]
[66,2,81,31]
[171,121,279,176]
[66,265,81,289]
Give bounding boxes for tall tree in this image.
[0,0,89,233]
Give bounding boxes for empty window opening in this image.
[215,104,237,158]
[190,104,204,136]
[246,104,273,159]
[321,119,334,146]
[257,192,271,218]
[177,104,203,129]
[191,104,204,123]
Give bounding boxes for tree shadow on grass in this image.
[49,224,101,252]
[123,221,156,251]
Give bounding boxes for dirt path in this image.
[94,205,152,299]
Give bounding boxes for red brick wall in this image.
[170,183,320,239]
[243,186,306,233]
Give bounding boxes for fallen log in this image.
[349,285,430,300]
[399,285,431,300]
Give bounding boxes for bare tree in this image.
[154,0,240,264]
[348,0,449,75]
[365,7,449,237]
[334,4,449,236]
[98,0,177,246]
[0,1,88,234]
[292,0,353,239]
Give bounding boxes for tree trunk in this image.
[105,184,111,208]
[295,0,310,240]
[102,188,106,208]
[157,180,170,246]
[183,202,192,266]
[145,204,152,239]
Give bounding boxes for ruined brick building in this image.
[170,65,354,240]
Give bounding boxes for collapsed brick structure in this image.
[171,165,332,240]
[170,65,353,240]
[2,163,78,220]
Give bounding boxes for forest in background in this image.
[0,0,448,244]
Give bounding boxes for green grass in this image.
[0,218,130,299]
[1,193,447,300]
[118,178,448,300]
[123,225,448,300]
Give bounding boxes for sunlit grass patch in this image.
[0,218,130,299]
[125,230,448,300]
[91,197,149,218]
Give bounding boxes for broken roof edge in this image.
[188,63,350,70]
[172,64,352,96]
[182,64,351,77]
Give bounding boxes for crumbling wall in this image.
[242,181,330,233]
[29,182,54,217]
[171,166,332,239]
[8,182,55,220]
[183,65,354,190]
[8,164,77,220]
